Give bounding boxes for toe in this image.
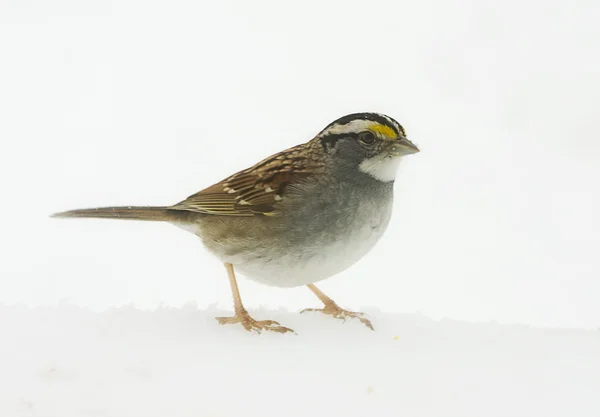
[258,319,280,326]
[272,325,295,334]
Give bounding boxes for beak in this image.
[391,136,420,156]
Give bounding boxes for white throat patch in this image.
[359,155,403,182]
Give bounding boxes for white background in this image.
[1,0,599,329]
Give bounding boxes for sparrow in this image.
[52,112,419,333]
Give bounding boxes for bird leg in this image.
[301,284,374,330]
[215,263,294,334]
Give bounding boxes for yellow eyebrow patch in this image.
[370,123,397,139]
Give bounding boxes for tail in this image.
[51,206,182,222]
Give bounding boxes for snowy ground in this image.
[1,304,598,417]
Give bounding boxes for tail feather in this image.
[51,206,180,222]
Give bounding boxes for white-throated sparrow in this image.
[52,112,419,333]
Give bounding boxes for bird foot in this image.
[216,311,294,334]
[301,303,374,330]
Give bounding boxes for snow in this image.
[2,304,599,417]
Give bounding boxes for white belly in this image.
[232,204,393,287]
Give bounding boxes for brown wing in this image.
[169,142,325,216]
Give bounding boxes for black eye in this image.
[358,131,376,145]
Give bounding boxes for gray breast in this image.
[207,176,395,287]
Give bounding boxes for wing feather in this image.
[168,142,325,216]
